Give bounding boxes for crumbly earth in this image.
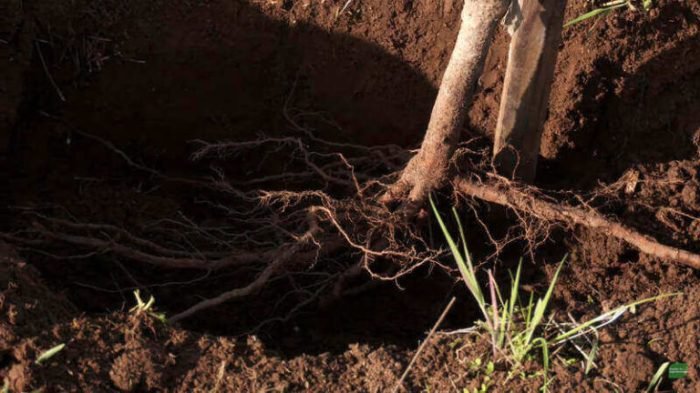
[1,0,699,391]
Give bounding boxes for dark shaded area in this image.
[1,0,459,353]
[5,1,439,166]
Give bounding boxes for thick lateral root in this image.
[455,177,700,270]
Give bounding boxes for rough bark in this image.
[381,0,509,210]
[492,0,567,181]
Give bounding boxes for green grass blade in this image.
[430,198,468,279]
[585,337,599,375]
[553,292,680,343]
[508,260,522,326]
[502,260,522,348]
[499,300,510,347]
[532,338,550,392]
[450,206,488,316]
[450,207,484,309]
[35,343,66,365]
[522,290,534,329]
[451,206,472,271]
[525,257,566,345]
[430,198,489,323]
[487,270,500,353]
[564,4,626,27]
[646,362,669,393]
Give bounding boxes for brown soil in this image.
[1,0,700,392]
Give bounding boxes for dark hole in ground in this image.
[1,0,474,355]
[2,0,698,361]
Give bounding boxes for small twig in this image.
[392,297,456,393]
[338,0,356,17]
[35,41,66,102]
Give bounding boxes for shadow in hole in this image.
[9,1,445,167]
[538,4,700,189]
[6,1,480,355]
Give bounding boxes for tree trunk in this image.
[492,0,566,181]
[382,0,509,210]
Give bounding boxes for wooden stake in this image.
[493,0,567,181]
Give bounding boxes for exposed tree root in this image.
[5,132,446,322]
[168,219,323,323]
[454,176,700,270]
[6,132,700,323]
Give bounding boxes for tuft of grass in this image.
[35,343,66,365]
[430,197,679,391]
[565,0,655,27]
